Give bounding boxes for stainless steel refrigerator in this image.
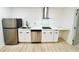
[2,18,22,45]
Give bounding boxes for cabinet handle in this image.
[55,32,58,33]
[26,32,29,33]
[55,30,58,31]
[43,32,46,34]
[20,32,22,33]
[50,32,52,34]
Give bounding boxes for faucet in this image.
[26,20,29,27]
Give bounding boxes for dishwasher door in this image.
[31,30,41,43]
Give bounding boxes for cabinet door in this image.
[42,30,53,42]
[18,31,25,42]
[42,31,47,42]
[25,31,31,42]
[47,31,53,42]
[53,30,59,42]
[18,29,31,42]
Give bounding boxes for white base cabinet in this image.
[18,29,31,42]
[42,29,59,42]
[18,28,59,43]
[42,29,54,42]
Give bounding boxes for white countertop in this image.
[18,27,70,31]
[31,27,42,30]
[51,27,70,30]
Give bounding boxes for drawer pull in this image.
[55,30,58,31]
[43,32,46,34]
[50,32,52,34]
[20,32,22,33]
[55,32,58,33]
[26,32,29,33]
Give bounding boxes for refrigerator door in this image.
[2,18,17,28]
[3,29,18,45]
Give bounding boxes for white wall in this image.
[0,7,12,45]
[62,8,76,28]
[49,7,65,28]
[11,7,43,27]
[11,7,65,28]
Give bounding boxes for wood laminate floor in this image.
[0,39,79,52]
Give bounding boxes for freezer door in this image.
[2,18,17,28]
[3,29,18,45]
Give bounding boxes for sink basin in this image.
[21,27,31,29]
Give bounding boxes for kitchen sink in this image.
[21,27,31,29]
